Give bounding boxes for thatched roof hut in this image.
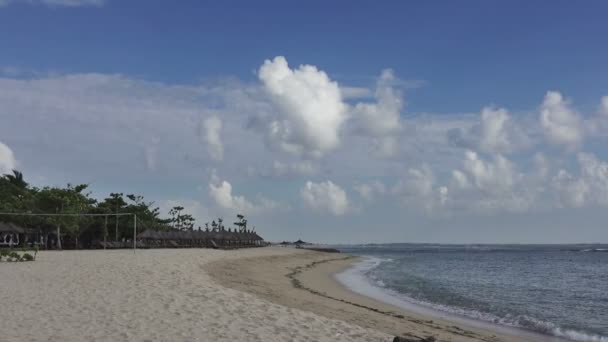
[136,228,264,249]
[0,222,25,234]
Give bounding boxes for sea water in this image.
[335,244,608,342]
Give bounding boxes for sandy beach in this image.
[1,247,537,342]
[208,247,543,342]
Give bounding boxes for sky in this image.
[1,0,608,244]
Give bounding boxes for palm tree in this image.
[3,170,28,189]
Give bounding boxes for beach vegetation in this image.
[0,170,197,250]
[0,248,36,262]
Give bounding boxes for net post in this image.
[133,214,137,253]
[104,215,108,250]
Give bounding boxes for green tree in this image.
[168,206,195,231]
[98,193,127,240]
[34,184,94,249]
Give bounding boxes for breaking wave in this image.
[335,256,608,342]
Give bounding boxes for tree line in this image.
[0,170,197,249]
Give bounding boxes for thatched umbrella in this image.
[0,222,25,234]
[0,222,25,247]
[136,230,155,239]
[253,232,264,246]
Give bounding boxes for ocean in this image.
[334,244,608,342]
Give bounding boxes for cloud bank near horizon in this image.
[1,56,608,241]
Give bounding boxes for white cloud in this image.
[0,142,16,174]
[4,61,608,240]
[353,69,403,136]
[447,106,529,154]
[354,180,386,201]
[392,165,447,211]
[340,86,372,99]
[352,69,404,157]
[202,116,224,161]
[446,151,536,213]
[601,96,608,116]
[209,176,279,215]
[461,150,518,194]
[0,72,274,185]
[451,170,470,190]
[552,169,588,208]
[585,96,608,138]
[0,0,104,7]
[372,136,400,159]
[553,153,608,208]
[477,107,525,153]
[540,91,582,148]
[157,199,211,228]
[258,56,347,158]
[578,153,608,206]
[534,152,550,178]
[301,180,349,215]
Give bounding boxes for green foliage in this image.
[21,253,34,261]
[0,249,36,262]
[0,170,195,248]
[169,206,195,231]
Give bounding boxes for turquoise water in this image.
[336,244,608,342]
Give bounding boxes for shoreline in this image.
[329,255,571,342]
[1,247,579,342]
[206,248,546,342]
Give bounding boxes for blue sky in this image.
[1,0,608,243]
[2,1,607,111]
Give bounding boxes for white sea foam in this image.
[335,256,608,342]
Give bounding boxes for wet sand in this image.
[207,247,544,342]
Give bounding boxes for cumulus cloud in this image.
[0,72,278,185]
[340,86,372,99]
[352,69,404,157]
[552,153,608,208]
[450,169,470,190]
[258,56,347,158]
[202,116,224,161]
[300,180,349,215]
[447,106,529,154]
[586,96,608,138]
[448,151,535,213]
[392,165,448,211]
[534,152,550,178]
[0,142,16,174]
[208,175,280,215]
[461,151,518,194]
[353,69,403,136]
[601,96,608,116]
[540,91,582,148]
[354,180,386,201]
[5,60,608,231]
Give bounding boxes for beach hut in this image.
[0,222,24,247]
[131,222,265,250]
[252,232,264,246]
[0,222,40,248]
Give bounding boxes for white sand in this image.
[0,248,390,342]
